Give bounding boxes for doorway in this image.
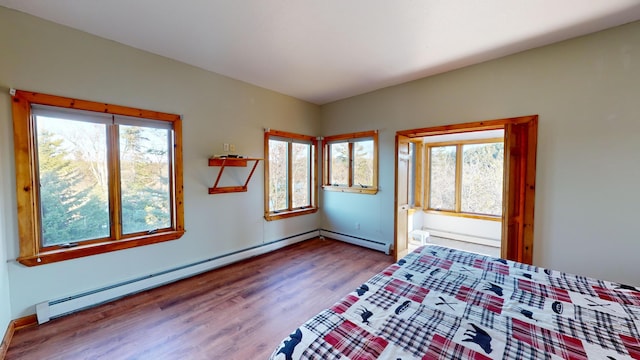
[408,129,504,257]
[394,115,537,263]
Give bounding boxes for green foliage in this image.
[119,125,170,234]
[36,122,172,246]
[38,130,109,246]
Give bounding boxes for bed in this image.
[269,245,640,359]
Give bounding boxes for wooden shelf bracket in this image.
[208,157,262,194]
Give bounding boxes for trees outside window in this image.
[11,90,184,266]
[37,119,110,246]
[264,129,317,221]
[461,143,504,216]
[329,142,349,186]
[428,145,456,211]
[427,139,503,218]
[322,130,378,194]
[268,139,289,212]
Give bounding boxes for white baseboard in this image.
[320,230,390,254]
[38,230,320,323]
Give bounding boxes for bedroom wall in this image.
[0,121,11,345]
[321,20,640,286]
[0,6,320,318]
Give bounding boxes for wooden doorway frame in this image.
[394,115,538,264]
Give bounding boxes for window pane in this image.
[120,125,172,234]
[36,116,109,246]
[353,139,374,187]
[292,143,310,208]
[330,142,348,185]
[269,139,288,211]
[461,143,504,216]
[429,146,456,211]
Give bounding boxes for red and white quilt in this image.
[269,245,640,359]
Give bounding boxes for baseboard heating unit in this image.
[319,229,390,254]
[424,228,500,248]
[35,230,319,324]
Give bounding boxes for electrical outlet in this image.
[356,223,360,230]
[223,143,229,152]
[229,144,236,152]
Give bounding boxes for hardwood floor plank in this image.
[7,238,393,360]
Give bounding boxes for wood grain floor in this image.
[7,238,393,360]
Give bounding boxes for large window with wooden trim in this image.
[11,90,184,266]
[264,129,318,221]
[322,130,378,194]
[425,138,504,219]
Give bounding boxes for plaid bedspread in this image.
[269,245,640,359]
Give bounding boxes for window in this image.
[264,129,318,221]
[322,130,378,194]
[426,138,503,218]
[429,145,457,210]
[11,90,184,266]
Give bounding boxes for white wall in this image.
[420,212,501,246]
[0,7,320,318]
[321,20,640,286]
[0,102,12,339]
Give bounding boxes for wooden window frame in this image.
[11,90,185,266]
[424,137,503,221]
[322,130,378,195]
[264,129,318,221]
[411,140,424,208]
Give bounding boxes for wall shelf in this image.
[208,157,262,194]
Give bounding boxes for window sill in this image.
[264,207,318,221]
[17,230,186,266]
[322,185,378,195]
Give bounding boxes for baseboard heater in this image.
[35,230,320,324]
[424,228,500,248]
[320,229,390,255]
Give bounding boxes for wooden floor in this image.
[7,238,393,360]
